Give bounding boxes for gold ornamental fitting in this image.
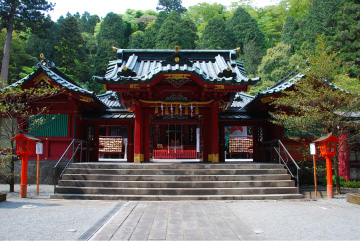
[175,46,180,53]
[40,53,45,59]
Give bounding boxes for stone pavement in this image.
[90,197,360,241]
[90,201,256,241]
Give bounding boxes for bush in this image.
[319,175,360,188]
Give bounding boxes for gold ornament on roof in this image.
[40,53,45,59]
[175,46,180,53]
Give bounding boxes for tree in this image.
[257,42,294,82]
[155,11,197,49]
[226,7,265,53]
[157,0,187,14]
[128,31,145,49]
[331,0,360,78]
[271,36,360,194]
[0,0,54,87]
[143,11,168,49]
[187,3,226,37]
[54,16,89,83]
[94,12,125,76]
[281,15,298,52]
[0,85,58,192]
[78,12,100,34]
[201,17,230,49]
[0,30,37,84]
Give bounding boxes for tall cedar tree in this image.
[0,0,54,87]
[332,0,360,78]
[128,31,145,49]
[94,13,125,76]
[157,0,187,14]
[143,11,168,49]
[298,0,340,50]
[55,16,89,83]
[201,17,230,49]
[226,7,266,51]
[155,12,197,49]
[271,37,360,193]
[281,16,298,52]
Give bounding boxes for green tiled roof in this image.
[94,49,260,85]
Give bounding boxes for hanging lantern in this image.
[170,104,173,116]
[195,104,199,115]
[155,103,158,114]
[190,104,194,117]
[179,104,182,116]
[161,103,164,115]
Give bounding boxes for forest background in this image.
[1,0,359,95]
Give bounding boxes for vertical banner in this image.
[196,128,200,153]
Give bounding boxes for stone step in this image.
[64,168,288,176]
[57,180,295,188]
[50,193,304,201]
[61,174,292,181]
[55,186,298,195]
[69,163,284,170]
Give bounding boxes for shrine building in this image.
[1,47,359,181]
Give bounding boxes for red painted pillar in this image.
[127,125,134,162]
[20,155,29,198]
[202,110,209,162]
[143,109,150,162]
[326,156,334,198]
[211,102,219,162]
[219,123,225,162]
[339,134,350,181]
[134,102,143,162]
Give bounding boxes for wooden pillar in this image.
[134,102,143,162]
[210,102,219,162]
[127,125,134,162]
[253,126,260,162]
[143,110,150,162]
[219,123,225,162]
[202,109,210,162]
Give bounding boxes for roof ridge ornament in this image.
[163,46,193,67]
[35,53,55,69]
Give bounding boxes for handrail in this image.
[53,139,91,193]
[263,139,301,193]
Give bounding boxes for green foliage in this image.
[187,3,226,37]
[257,3,288,48]
[258,42,295,82]
[0,30,37,84]
[200,17,229,49]
[331,0,360,78]
[78,12,100,34]
[319,175,360,188]
[94,13,125,76]
[281,16,298,52]
[156,0,187,14]
[128,31,145,49]
[155,12,197,49]
[54,16,90,83]
[226,7,266,51]
[271,36,360,144]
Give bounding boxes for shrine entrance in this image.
[151,116,200,160]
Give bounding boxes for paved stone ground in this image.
[1,184,360,240]
[91,197,360,241]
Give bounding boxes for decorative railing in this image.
[153,149,197,159]
[53,139,91,193]
[262,139,301,193]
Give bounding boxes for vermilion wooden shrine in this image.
[2,47,357,180]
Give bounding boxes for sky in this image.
[47,0,281,21]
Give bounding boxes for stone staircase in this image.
[50,162,303,200]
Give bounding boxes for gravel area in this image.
[226,196,360,240]
[0,184,123,241]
